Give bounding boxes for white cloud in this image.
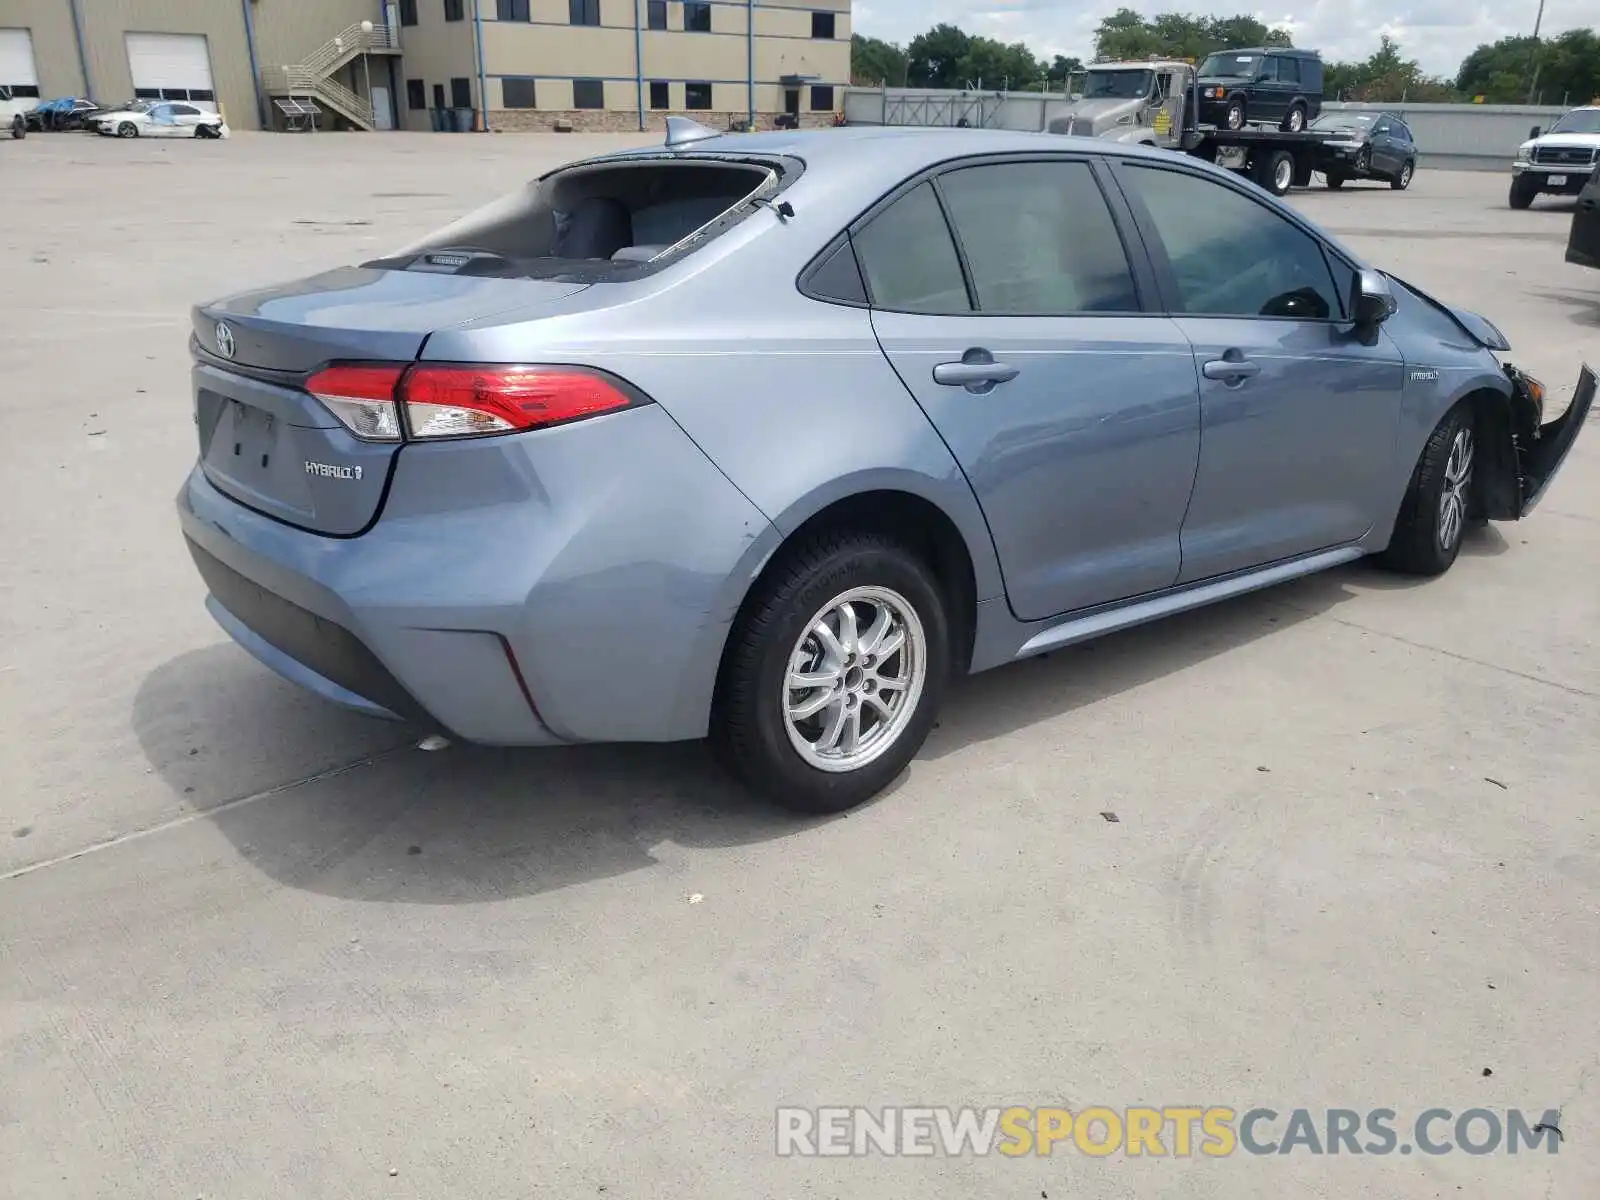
[854,0,1600,79]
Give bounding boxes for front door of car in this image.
[855,158,1202,621]
[1112,160,1407,580]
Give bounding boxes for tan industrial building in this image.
[0,0,849,132]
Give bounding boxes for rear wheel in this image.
[712,531,950,814]
[1380,404,1476,576]
[1257,148,1295,196]
[1281,103,1306,132]
[117,122,138,138]
[1509,177,1537,209]
[1391,160,1414,190]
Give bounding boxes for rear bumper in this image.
[176,403,782,746]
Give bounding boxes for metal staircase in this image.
[261,21,401,131]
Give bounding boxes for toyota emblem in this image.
[215,321,235,360]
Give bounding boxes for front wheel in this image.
[1325,171,1346,190]
[1225,99,1245,130]
[1391,161,1414,190]
[711,531,951,814]
[1509,178,1537,209]
[117,122,138,138]
[9,115,23,139]
[1281,103,1306,132]
[1379,405,1476,576]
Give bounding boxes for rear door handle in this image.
[933,353,1020,391]
[1202,357,1261,383]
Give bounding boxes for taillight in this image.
[401,365,639,440]
[307,364,405,442]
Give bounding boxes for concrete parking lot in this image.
[1,131,1596,1199]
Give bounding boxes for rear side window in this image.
[936,161,1138,314]
[852,182,970,314]
[1120,164,1341,320]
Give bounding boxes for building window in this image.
[683,1,711,32]
[649,80,669,109]
[811,11,836,38]
[502,78,536,108]
[444,0,465,20]
[647,0,667,29]
[450,77,472,108]
[810,84,834,111]
[569,0,601,24]
[497,0,530,18]
[573,78,605,109]
[432,83,446,108]
[399,0,418,25]
[406,79,426,109]
[684,81,712,109]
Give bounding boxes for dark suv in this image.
[1196,47,1324,132]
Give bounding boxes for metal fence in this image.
[843,87,1580,171]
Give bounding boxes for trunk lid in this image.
[192,268,588,535]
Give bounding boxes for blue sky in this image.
[851,0,1600,78]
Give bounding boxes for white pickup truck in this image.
[1,85,30,138]
[1510,106,1600,209]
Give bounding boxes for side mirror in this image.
[1350,268,1398,330]
[1529,125,1542,138]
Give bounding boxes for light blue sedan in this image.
[178,121,1593,813]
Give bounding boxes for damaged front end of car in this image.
[1476,362,1596,520]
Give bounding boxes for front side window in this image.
[852,182,970,314]
[936,161,1138,315]
[1199,52,1262,79]
[1121,164,1340,320]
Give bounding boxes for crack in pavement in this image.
[0,742,414,885]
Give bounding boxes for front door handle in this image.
[933,350,1020,392]
[1202,357,1261,384]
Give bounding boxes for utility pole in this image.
[1525,0,1546,105]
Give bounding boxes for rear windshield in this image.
[1200,53,1262,78]
[369,155,793,282]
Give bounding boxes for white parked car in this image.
[1,85,30,138]
[1510,106,1600,209]
[94,100,229,139]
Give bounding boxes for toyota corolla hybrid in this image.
[177,121,1593,813]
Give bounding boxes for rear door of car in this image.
[1368,116,1401,174]
[854,155,1203,621]
[1109,158,1407,581]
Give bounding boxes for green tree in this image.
[1323,35,1458,102]
[956,36,1042,89]
[1093,9,1293,63]
[850,33,909,86]
[1457,28,1600,104]
[905,23,973,88]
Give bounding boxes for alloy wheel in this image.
[1438,427,1473,550]
[782,585,927,773]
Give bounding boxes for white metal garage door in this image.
[125,32,217,110]
[0,28,40,97]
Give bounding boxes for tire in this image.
[1355,147,1371,176]
[1379,404,1476,576]
[10,115,23,139]
[195,123,218,139]
[1257,148,1295,196]
[1508,178,1536,209]
[1391,160,1414,190]
[1281,103,1306,133]
[117,122,138,138]
[1225,98,1245,130]
[711,530,951,814]
[1325,171,1346,190]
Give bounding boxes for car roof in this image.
[581,125,1184,176]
